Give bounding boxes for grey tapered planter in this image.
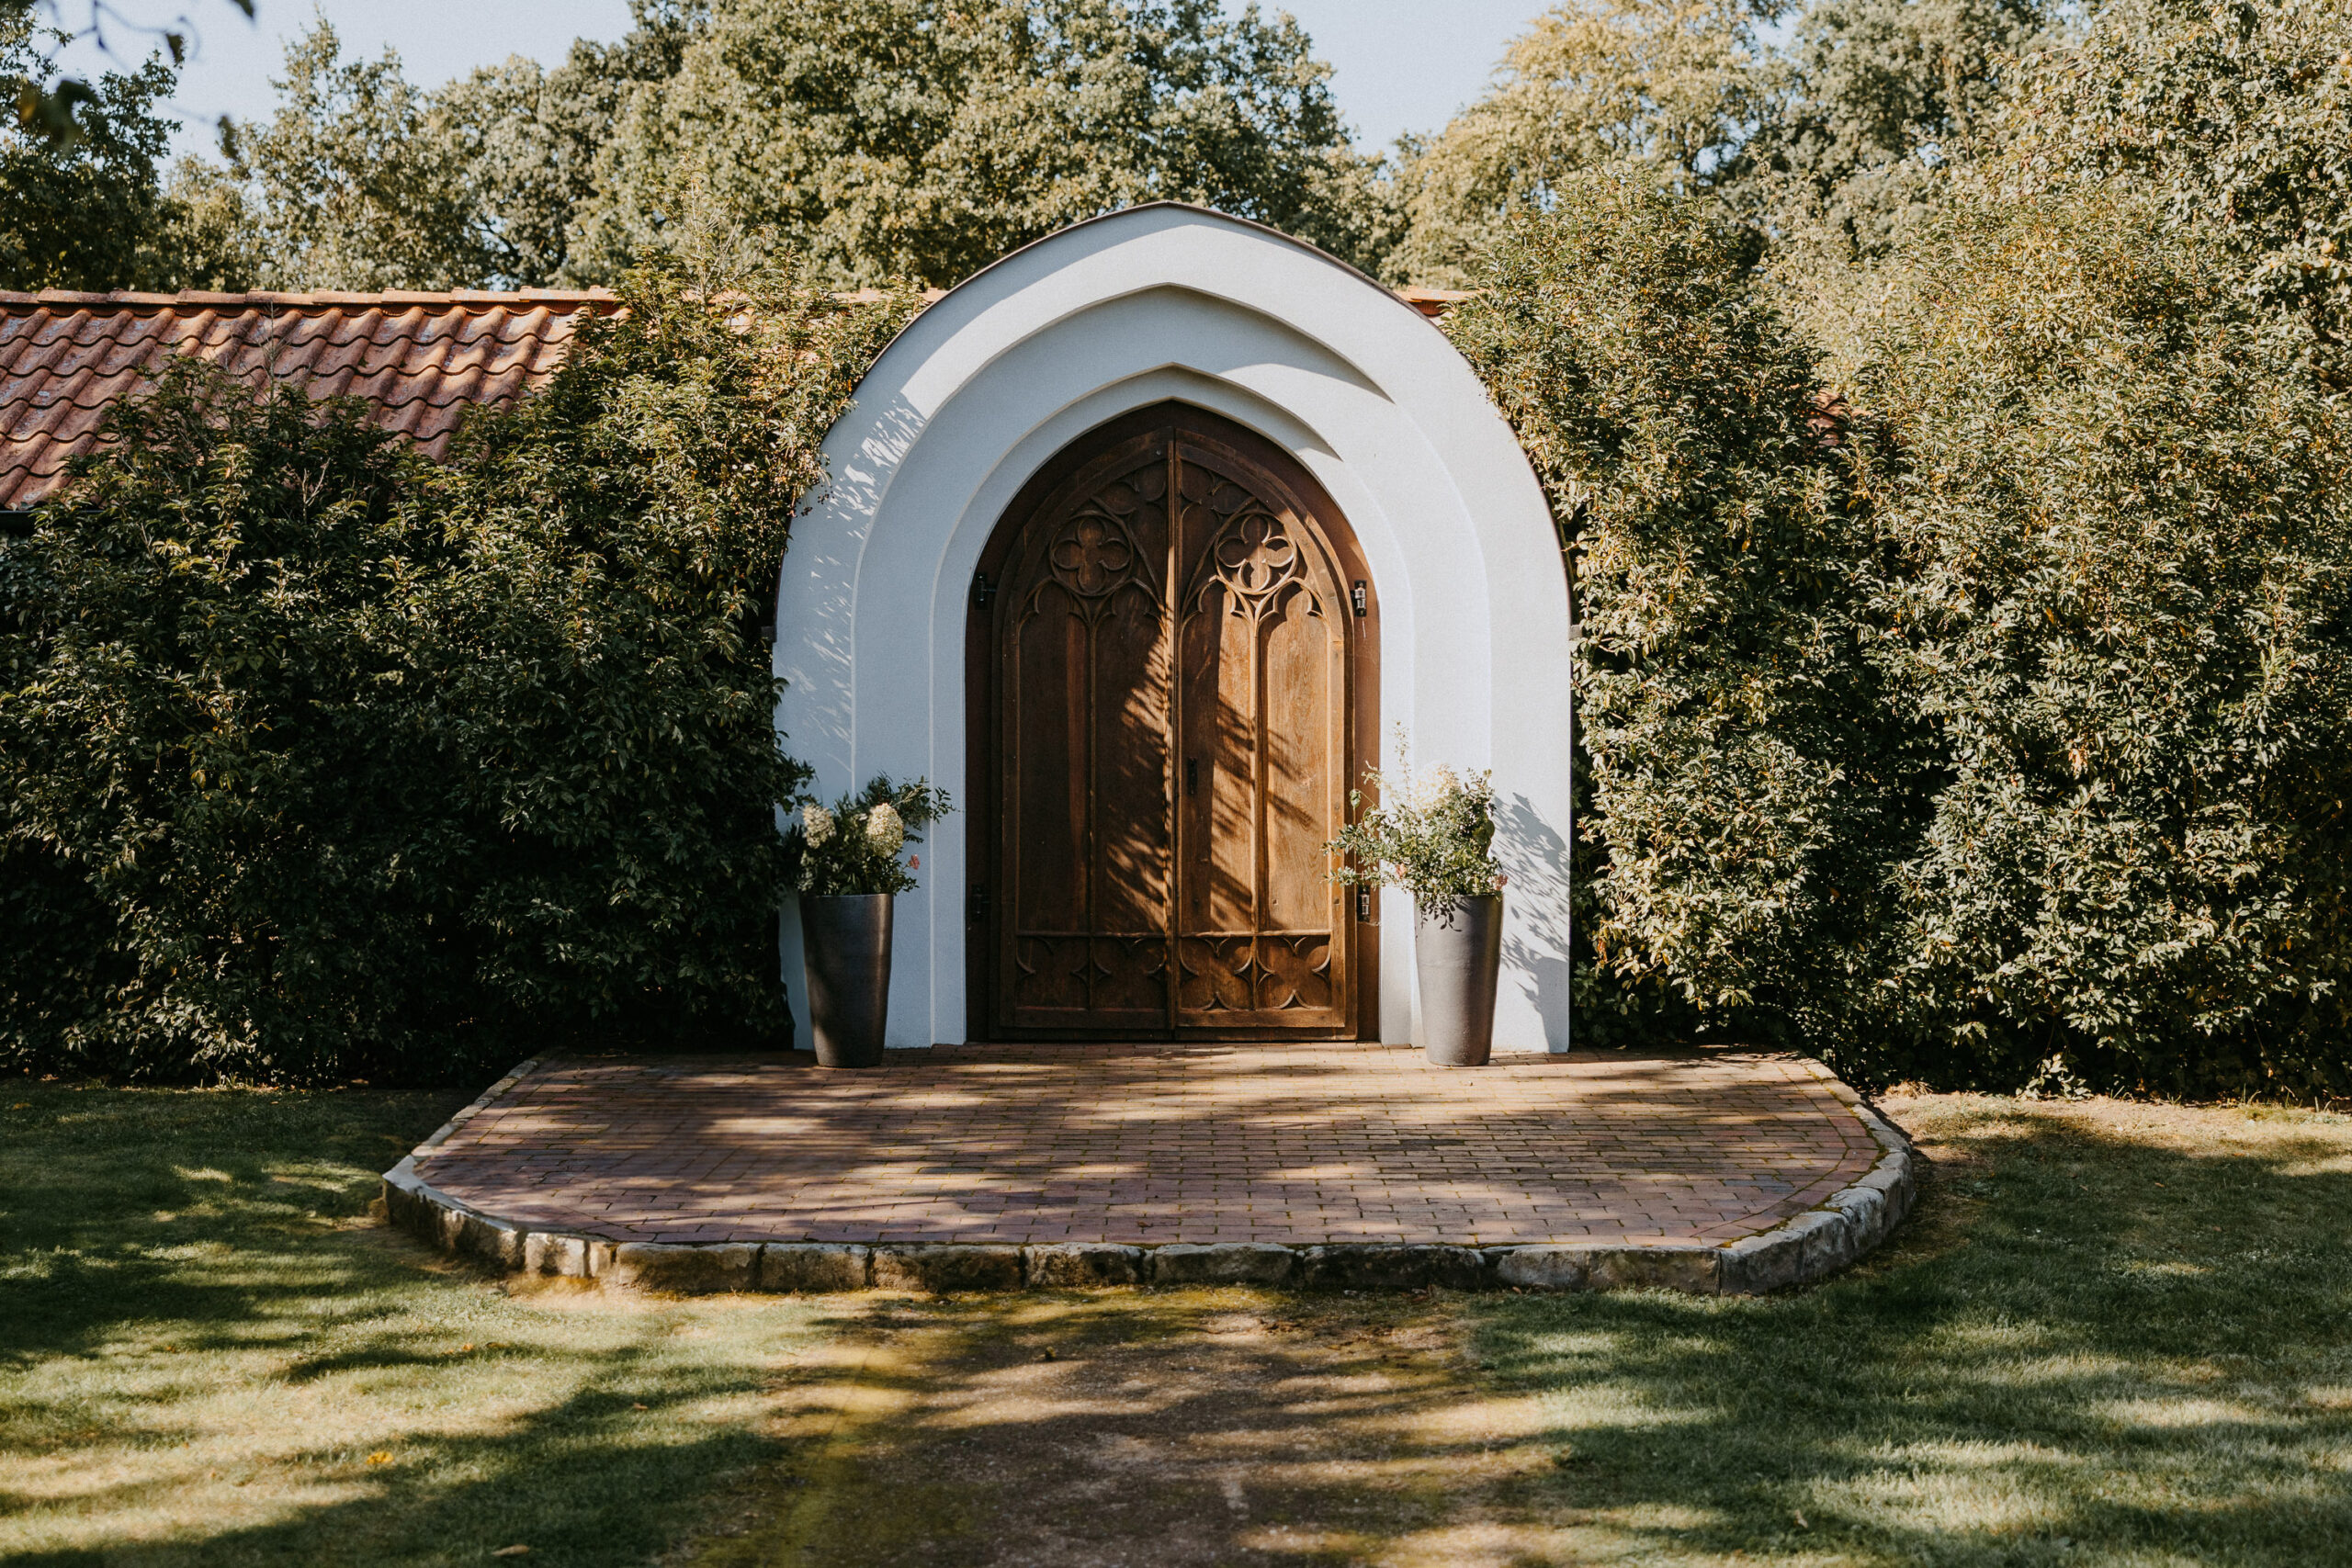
[1415,894,1502,1067]
[801,894,893,1068]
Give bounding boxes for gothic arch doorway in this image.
[965,402,1380,1040]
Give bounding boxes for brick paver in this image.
[411,1044,1882,1248]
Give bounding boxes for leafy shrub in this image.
[1451,170,2352,1094]
[1988,0,2352,391]
[1446,171,1925,1065]
[1854,186,2352,1092]
[0,236,916,1083]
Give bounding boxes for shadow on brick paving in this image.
[413,1044,1878,1250]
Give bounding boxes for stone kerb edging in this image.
[379,1056,1916,1296]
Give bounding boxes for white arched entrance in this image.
[775,203,1575,1050]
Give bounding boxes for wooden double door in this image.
[967,404,1375,1040]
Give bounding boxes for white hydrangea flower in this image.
[865,801,906,856]
[802,803,835,847]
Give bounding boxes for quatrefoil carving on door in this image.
[1045,510,1147,601]
[1194,508,1309,618]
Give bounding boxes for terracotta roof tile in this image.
[1395,286,1473,319]
[0,288,620,507]
[3,280,1456,510]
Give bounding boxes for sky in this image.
[44,0,1540,161]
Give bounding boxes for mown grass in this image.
[6,1081,2351,1566]
[0,1080,846,1568]
[1468,1095,2352,1565]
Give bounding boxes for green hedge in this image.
[1451,174,2352,1095]
[0,246,914,1083]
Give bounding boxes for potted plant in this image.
[786,775,951,1068]
[1329,741,1507,1066]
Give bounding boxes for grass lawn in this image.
[4,1078,2349,1566]
[1462,1092,2352,1565]
[0,1080,852,1568]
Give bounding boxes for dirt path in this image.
[673,1288,1566,1568]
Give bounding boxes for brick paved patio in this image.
[406,1044,1883,1249]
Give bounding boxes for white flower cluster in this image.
[1409,764,1463,814]
[865,801,906,856]
[802,803,836,847]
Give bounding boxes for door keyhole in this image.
[1185,757,1199,797]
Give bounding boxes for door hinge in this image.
[972,570,995,608]
[968,886,990,922]
[1351,580,1368,617]
[1356,887,1373,922]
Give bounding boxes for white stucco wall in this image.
[774,203,1576,1049]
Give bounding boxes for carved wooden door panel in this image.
[1171,439,1351,1032]
[984,408,1359,1039]
[993,434,1176,1033]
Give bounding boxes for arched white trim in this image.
[775,205,1574,1049]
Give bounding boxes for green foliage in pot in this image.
[786,776,951,898]
[1328,737,1505,913]
[0,214,920,1083]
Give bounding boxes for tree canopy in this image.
[1747,0,2052,259]
[566,0,1390,288]
[0,11,244,291]
[34,0,2318,301]
[1386,0,1781,287]
[1437,0,2352,1094]
[104,0,1392,295]
[2,0,251,146]
[1390,0,2064,282]
[1988,0,2352,387]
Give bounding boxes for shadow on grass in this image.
[1466,1102,2352,1565]
[2,1392,781,1568]
[684,1290,1517,1568]
[0,1087,462,1362]
[0,1082,840,1568]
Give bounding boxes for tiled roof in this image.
[2,280,1464,511]
[0,288,621,508]
[1395,286,1474,319]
